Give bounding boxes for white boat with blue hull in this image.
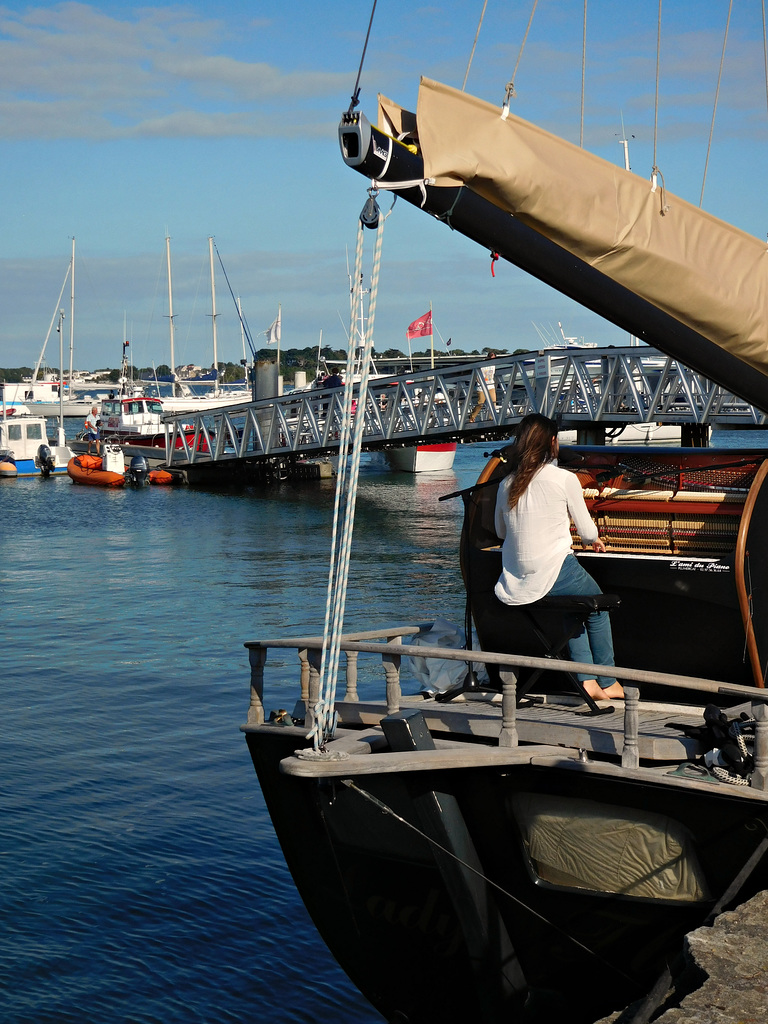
[0,402,73,478]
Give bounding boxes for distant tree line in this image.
[3,346,528,387]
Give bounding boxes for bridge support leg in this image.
[576,424,606,445]
[681,424,710,447]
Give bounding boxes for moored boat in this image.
[66,447,153,488]
[240,19,768,1024]
[385,441,457,473]
[67,448,126,487]
[0,400,73,478]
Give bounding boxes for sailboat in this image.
[3,240,99,418]
[241,12,768,1024]
[149,237,251,415]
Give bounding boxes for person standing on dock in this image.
[84,405,101,456]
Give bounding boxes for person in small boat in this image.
[323,370,344,389]
[84,405,101,456]
[493,413,624,700]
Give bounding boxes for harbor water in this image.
[2,431,767,1023]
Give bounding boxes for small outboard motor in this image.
[127,455,150,487]
[37,443,55,478]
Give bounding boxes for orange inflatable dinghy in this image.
[148,469,175,485]
[67,453,125,487]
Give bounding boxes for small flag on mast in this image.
[406,311,432,339]
[446,337,452,347]
[266,309,281,345]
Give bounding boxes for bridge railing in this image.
[162,347,767,467]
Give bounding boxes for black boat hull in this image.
[246,727,768,1024]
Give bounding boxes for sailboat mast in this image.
[68,238,75,392]
[208,236,219,397]
[34,261,71,382]
[166,236,176,395]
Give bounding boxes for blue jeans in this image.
[547,554,616,689]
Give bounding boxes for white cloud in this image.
[0,2,346,140]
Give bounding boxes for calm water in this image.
[2,430,766,1023]
[0,441,481,1024]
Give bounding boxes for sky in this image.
[1,0,767,373]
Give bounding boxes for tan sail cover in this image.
[383,78,768,380]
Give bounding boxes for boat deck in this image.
[242,624,768,795]
[331,693,705,759]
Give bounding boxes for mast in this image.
[33,261,71,382]
[208,236,219,397]
[57,309,65,430]
[166,236,177,396]
[68,237,75,394]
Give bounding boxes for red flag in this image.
[406,311,432,339]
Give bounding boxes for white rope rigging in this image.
[579,0,587,148]
[308,192,391,752]
[653,0,662,174]
[462,0,489,91]
[501,0,539,118]
[700,0,733,208]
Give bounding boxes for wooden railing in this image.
[244,624,768,790]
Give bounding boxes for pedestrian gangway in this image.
[162,346,768,475]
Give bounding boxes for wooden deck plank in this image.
[335,698,704,760]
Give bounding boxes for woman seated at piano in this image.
[494,413,625,701]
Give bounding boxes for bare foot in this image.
[582,679,625,700]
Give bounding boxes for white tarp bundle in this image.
[379,79,768,383]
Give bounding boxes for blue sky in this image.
[1,0,767,372]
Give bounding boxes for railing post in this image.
[498,667,518,748]
[621,683,640,769]
[248,646,267,726]
[344,650,359,702]
[298,648,310,703]
[751,700,768,792]
[384,635,402,713]
[306,649,322,732]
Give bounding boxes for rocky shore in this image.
[596,890,768,1024]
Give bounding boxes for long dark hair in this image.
[505,414,558,509]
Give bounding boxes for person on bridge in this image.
[493,413,624,701]
[468,352,497,423]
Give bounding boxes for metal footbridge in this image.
[161,346,767,479]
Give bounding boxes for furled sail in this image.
[340,78,768,412]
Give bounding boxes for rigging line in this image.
[700,0,733,208]
[462,0,488,91]
[341,779,637,983]
[763,0,768,120]
[653,0,662,171]
[212,242,256,358]
[502,0,539,115]
[347,0,378,114]
[580,0,587,148]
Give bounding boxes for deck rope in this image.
[309,191,391,751]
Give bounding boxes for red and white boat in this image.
[385,441,457,473]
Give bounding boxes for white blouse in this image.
[493,462,598,605]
